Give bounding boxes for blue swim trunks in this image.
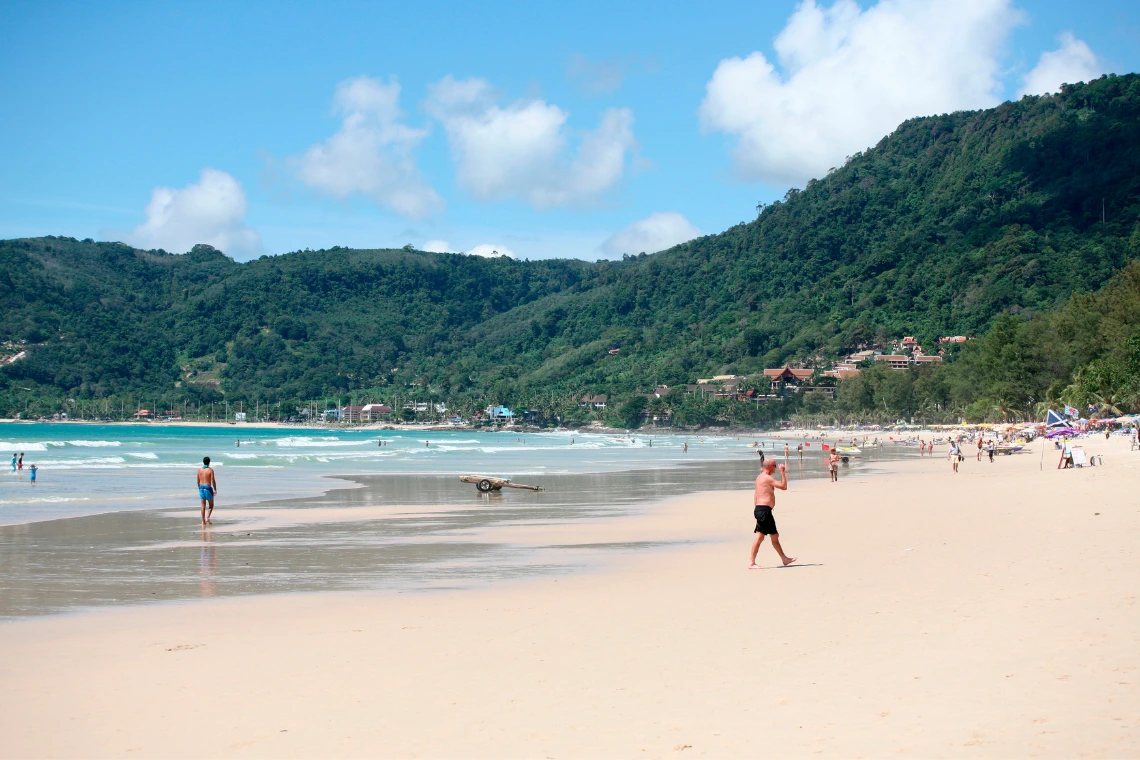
[198,485,214,500]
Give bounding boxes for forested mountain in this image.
[2,74,1139,423]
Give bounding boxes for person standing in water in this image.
[784,443,790,462]
[683,442,688,453]
[197,457,218,525]
[828,449,839,482]
[9,453,15,473]
[749,460,796,569]
[29,463,37,484]
[17,453,23,471]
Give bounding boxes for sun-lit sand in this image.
[1,436,1137,758]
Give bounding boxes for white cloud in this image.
[291,76,443,218]
[467,243,515,258]
[422,239,453,253]
[1018,32,1102,97]
[699,0,1024,186]
[424,76,635,208]
[127,168,262,256]
[602,212,701,256]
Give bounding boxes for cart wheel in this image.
[477,479,493,492]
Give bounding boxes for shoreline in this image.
[1,417,980,437]
[2,438,1137,756]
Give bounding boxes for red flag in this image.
[822,444,830,451]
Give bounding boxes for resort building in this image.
[486,405,514,421]
[579,395,608,409]
[845,349,880,363]
[341,405,366,422]
[360,403,393,420]
[763,365,815,384]
[874,354,911,369]
[823,367,861,380]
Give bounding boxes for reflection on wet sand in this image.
[0,451,911,618]
[198,527,216,598]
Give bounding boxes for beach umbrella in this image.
[1045,427,1076,438]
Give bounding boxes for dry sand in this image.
[1,437,1137,758]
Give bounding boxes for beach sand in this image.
[1,437,1137,758]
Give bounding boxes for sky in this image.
[1,0,1137,261]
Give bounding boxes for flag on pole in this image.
[1065,405,1079,418]
[1046,409,1066,427]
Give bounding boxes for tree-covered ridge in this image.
[1,74,1139,421]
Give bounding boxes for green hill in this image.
[2,74,1139,423]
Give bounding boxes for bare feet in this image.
[782,556,797,566]
[748,563,762,570]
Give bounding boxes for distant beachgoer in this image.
[683,442,688,453]
[236,440,240,447]
[9,454,15,473]
[749,460,796,570]
[17,453,23,471]
[784,443,790,462]
[197,456,218,525]
[757,449,766,467]
[425,440,429,448]
[828,450,839,482]
[29,464,36,484]
[949,442,961,472]
[976,437,983,461]
[987,440,995,463]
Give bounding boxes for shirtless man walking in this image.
[749,460,797,569]
[197,456,218,525]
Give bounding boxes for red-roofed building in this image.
[763,365,815,382]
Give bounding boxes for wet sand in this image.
[1,437,1137,758]
[1,454,896,618]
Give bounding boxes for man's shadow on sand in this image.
[771,563,824,569]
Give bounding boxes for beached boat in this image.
[836,446,862,454]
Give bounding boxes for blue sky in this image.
[1,0,1137,261]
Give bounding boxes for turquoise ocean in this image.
[0,422,792,525]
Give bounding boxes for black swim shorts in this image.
[754,505,778,535]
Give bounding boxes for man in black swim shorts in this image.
[749,459,796,569]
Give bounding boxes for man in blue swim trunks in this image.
[197,456,218,525]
